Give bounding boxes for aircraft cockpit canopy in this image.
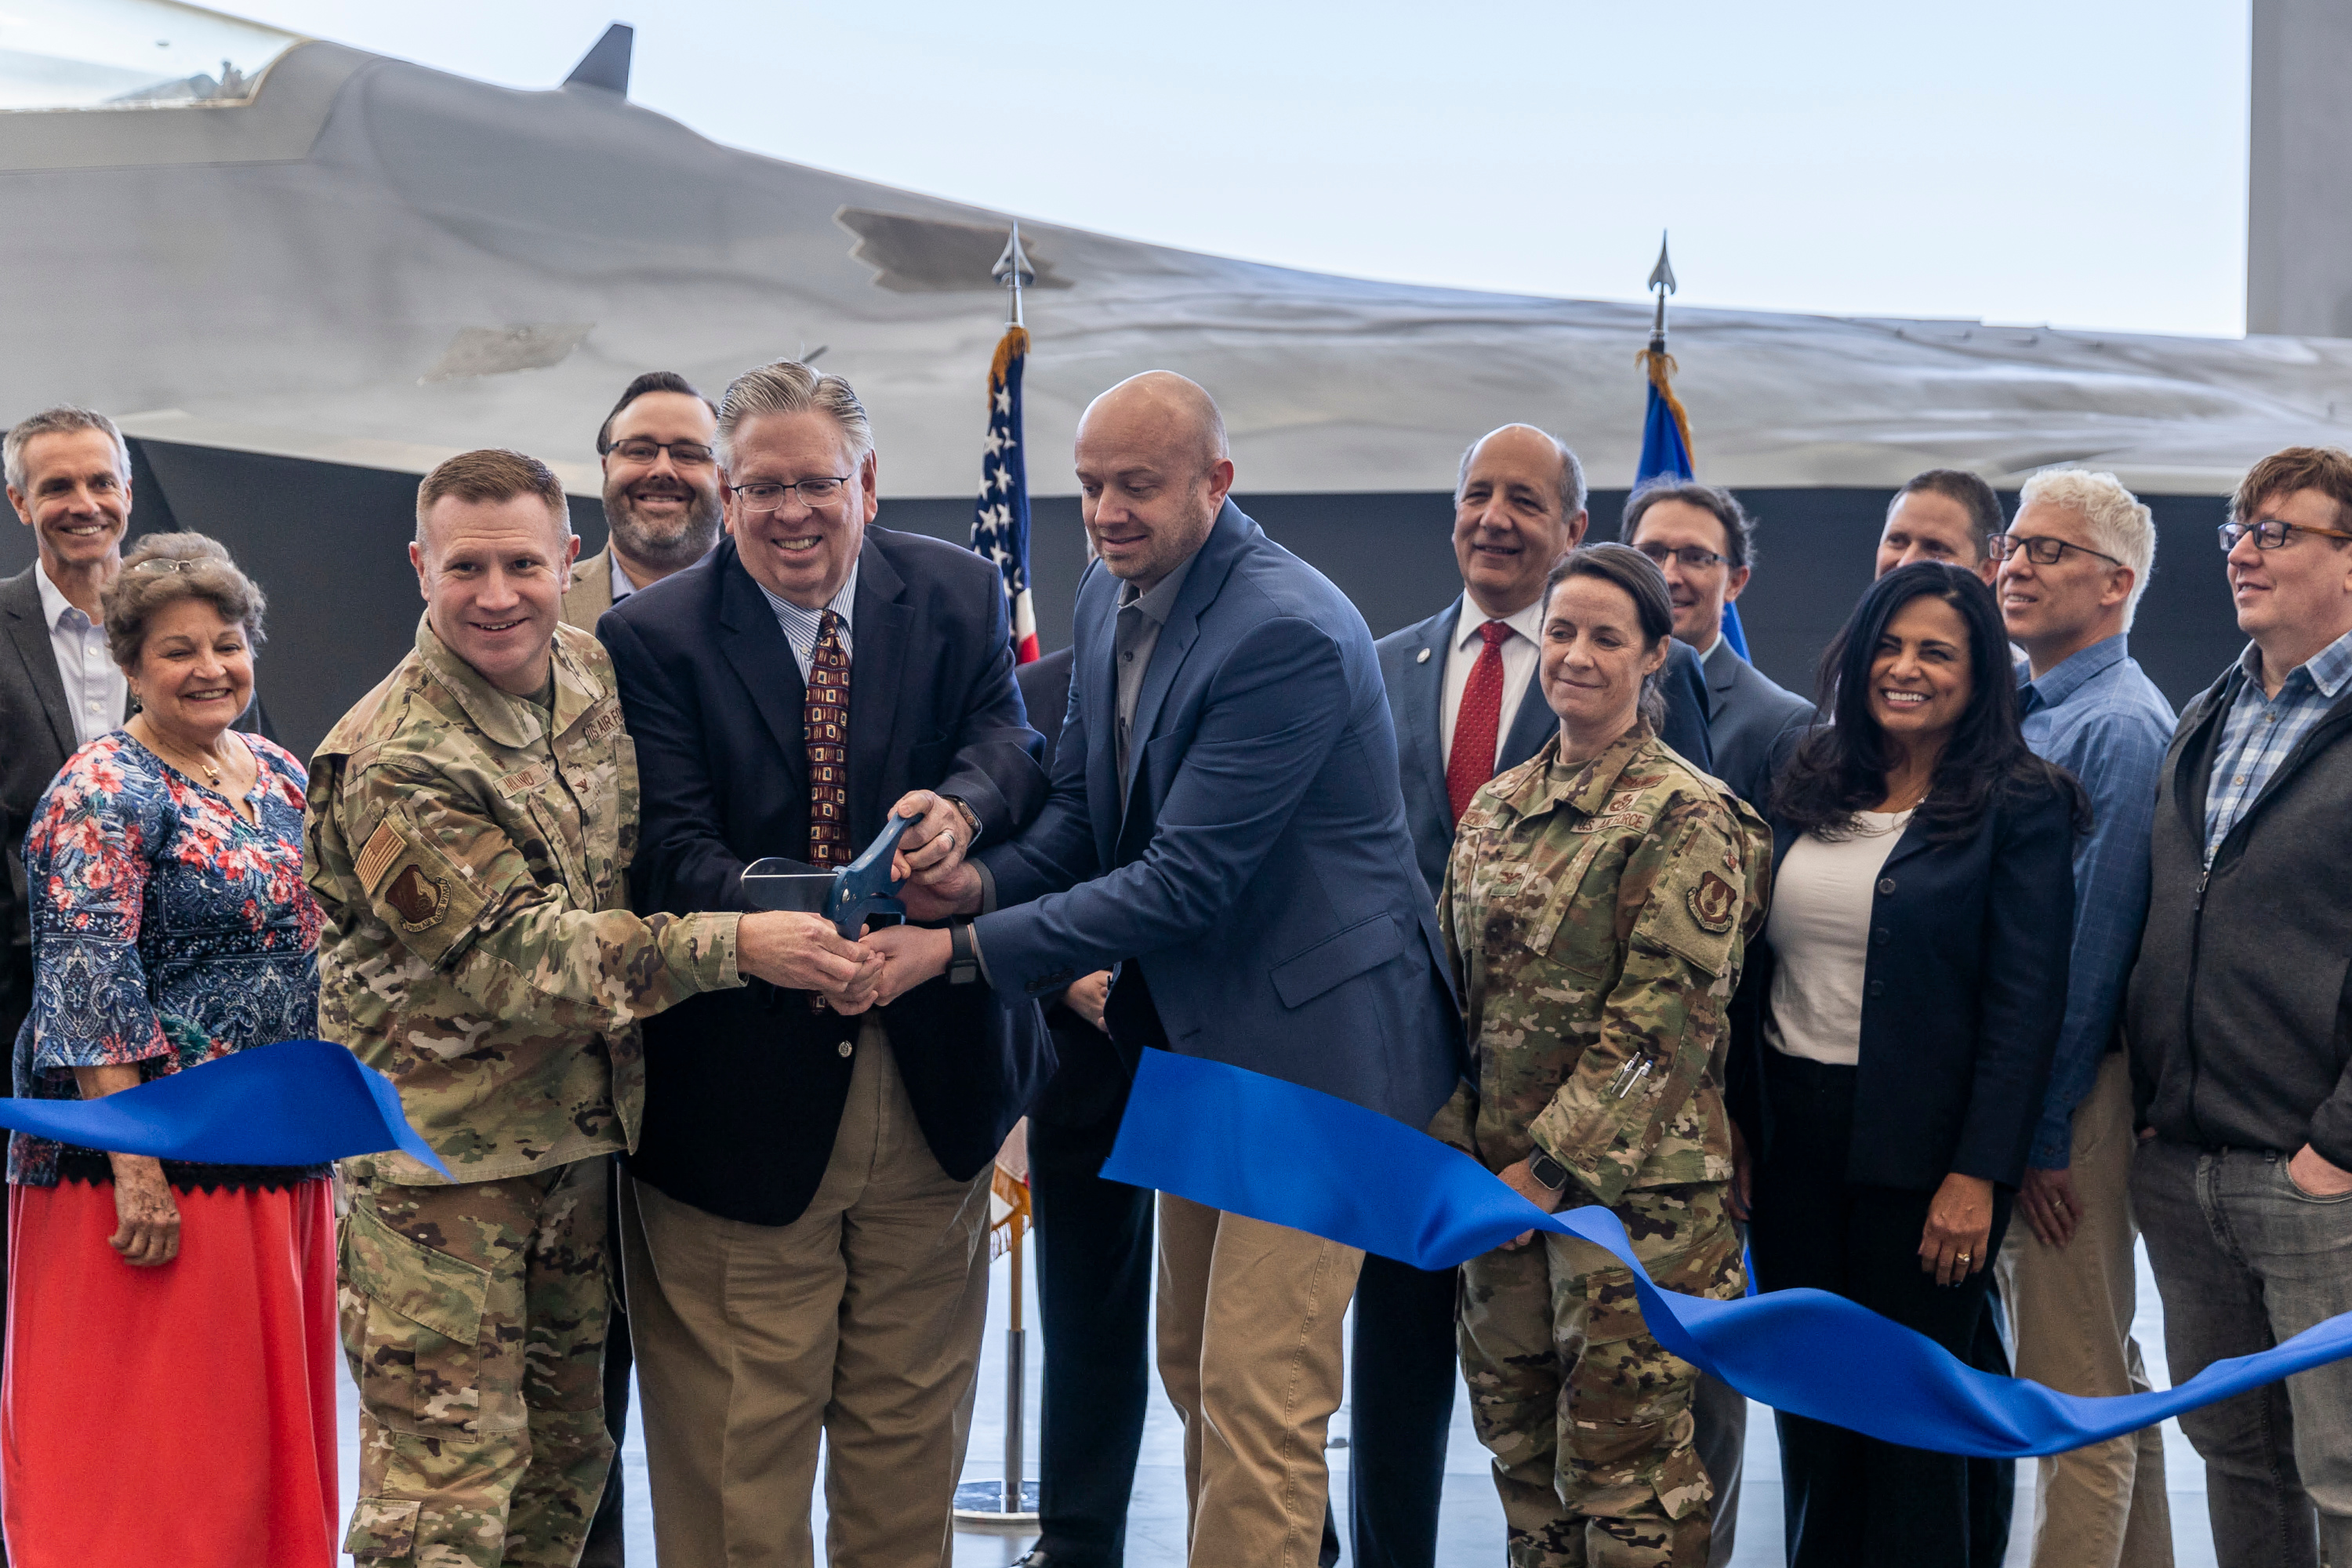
[0,0,298,111]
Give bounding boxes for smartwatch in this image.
[947,916,978,985]
[1527,1149,1570,1193]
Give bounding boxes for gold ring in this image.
[1956,1251,1972,1264]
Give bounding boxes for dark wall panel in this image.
[0,452,2247,760]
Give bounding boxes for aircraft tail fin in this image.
[564,23,633,96]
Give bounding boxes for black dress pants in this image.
[1348,1254,1459,1568]
[1748,1052,2013,1568]
[1030,1102,1156,1566]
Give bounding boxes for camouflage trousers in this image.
[339,1154,615,1567]
[1459,1181,1744,1568]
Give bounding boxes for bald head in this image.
[1453,424,1588,617]
[1080,371,1229,470]
[1074,371,1236,588]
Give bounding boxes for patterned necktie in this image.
[805,610,851,868]
[1446,620,1512,824]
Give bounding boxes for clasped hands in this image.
[731,791,982,1012]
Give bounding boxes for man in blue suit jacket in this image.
[871,372,1460,1568]
[1358,425,1717,1568]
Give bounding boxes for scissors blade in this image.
[740,859,837,913]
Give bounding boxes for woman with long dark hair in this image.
[1731,562,2085,1567]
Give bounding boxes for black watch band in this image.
[947,916,978,985]
[1527,1149,1570,1193]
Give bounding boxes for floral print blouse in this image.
[10,731,323,1186]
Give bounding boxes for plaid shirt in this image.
[2016,637,2176,1169]
[2203,628,2352,866]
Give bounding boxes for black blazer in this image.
[1730,781,2076,1191]
[599,530,1053,1226]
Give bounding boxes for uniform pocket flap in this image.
[1269,912,1406,1010]
[341,1204,490,1345]
[343,1497,422,1560]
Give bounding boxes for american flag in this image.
[972,325,1039,664]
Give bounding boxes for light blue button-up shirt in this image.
[2016,634,2176,1170]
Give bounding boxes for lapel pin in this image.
[1416,648,1432,663]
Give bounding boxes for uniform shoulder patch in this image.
[384,864,449,931]
[355,818,404,893]
[1687,870,1739,933]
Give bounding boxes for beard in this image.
[603,480,723,573]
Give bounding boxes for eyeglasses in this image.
[729,477,851,514]
[604,437,715,468]
[132,557,198,574]
[1633,543,1728,570]
[2216,517,2352,553]
[1986,533,2124,568]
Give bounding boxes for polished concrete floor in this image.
[338,1239,2229,1566]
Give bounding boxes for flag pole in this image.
[953,235,1043,1531]
[994,220,1033,330]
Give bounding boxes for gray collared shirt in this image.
[1114,553,1196,782]
[757,561,861,681]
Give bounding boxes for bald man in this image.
[873,372,1461,1568]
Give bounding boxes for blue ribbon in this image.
[1105,1050,2352,1458]
[0,1039,448,1178]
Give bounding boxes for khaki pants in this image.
[620,1018,993,1568]
[1156,1192,1363,1568]
[339,1156,615,1567]
[1996,1051,2172,1568]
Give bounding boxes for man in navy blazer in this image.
[598,361,1052,1566]
[1621,479,1813,812]
[871,372,1460,1568]
[1359,425,1720,1568]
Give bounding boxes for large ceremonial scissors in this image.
[740,812,914,939]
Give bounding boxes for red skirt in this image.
[1,1176,338,1568]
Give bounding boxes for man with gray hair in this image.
[1990,467,2176,1568]
[2,408,135,1051]
[1352,425,1715,1568]
[599,359,1051,1565]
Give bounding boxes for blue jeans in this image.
[2130,1140,2352,1568]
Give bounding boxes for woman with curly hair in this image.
[4,532,334,1567]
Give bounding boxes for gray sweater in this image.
[2125,661,2352,1167]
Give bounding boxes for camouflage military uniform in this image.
[307,618,742,1567]
[1436,724,1769,1568]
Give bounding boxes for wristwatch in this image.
[946,916,978,985]
[942,795,982,849]
[1527,1149,1570,1193]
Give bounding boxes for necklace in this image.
[135,718,227,788]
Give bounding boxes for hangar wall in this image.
[0,444,2242,760]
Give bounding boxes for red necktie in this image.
[1446,621,1511,824]
[804,610,851,869]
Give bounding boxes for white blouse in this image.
[1762,810,1914,1067]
